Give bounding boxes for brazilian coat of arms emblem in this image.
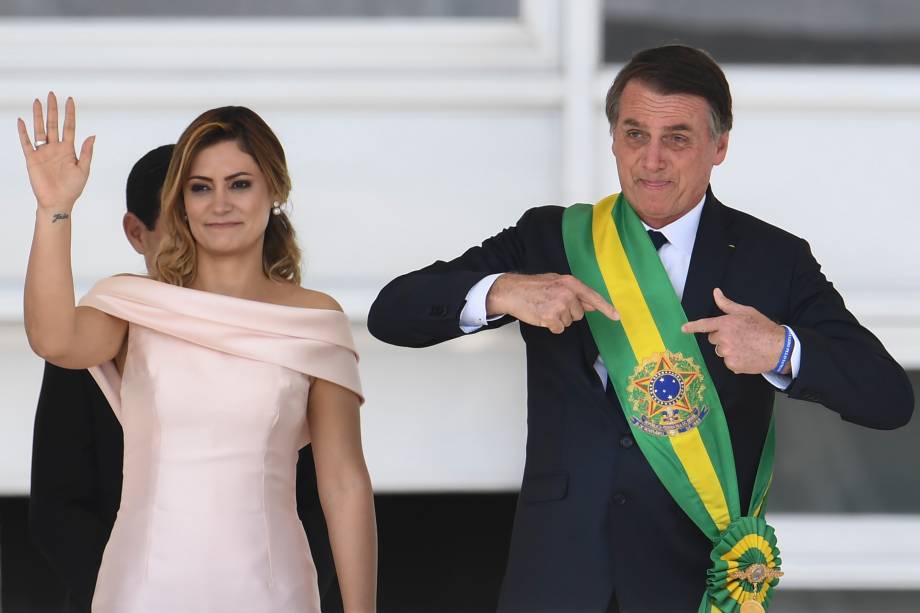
[626,351,709,437]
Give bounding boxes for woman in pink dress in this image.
[18,94,377,612]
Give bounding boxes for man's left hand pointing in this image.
[681,288,789,375]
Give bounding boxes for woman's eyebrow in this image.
[187,171,252,182]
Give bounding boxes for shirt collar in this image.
[640,194,706,257]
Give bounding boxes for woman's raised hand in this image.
[17,92,95,212]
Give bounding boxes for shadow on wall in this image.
[769,371,920,513]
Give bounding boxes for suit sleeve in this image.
[295,445,336,599]
[783,238,914,429]
[29,363,111,610]
[367,208,543,348]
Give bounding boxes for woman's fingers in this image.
[63,97,75,144]
[46,92,59,143]
[23,94,79,154]
[77,135,96,174]
[32,98,46,143]
[19,94,93,207]
[17,118,34,156]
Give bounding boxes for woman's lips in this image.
[204,222,243,229]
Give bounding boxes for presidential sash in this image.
[561,194,782,613]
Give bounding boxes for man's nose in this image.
[642,141,666,172]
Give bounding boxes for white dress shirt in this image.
[458,196,801,389]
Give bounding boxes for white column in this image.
[560,0,603,204]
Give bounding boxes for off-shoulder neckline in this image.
[106,274,346,315]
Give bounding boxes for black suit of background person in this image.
[368,46,914,612]
[29,145,337,612]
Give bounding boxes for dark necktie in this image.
[647,229,669,251]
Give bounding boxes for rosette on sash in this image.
[707,516,783,613]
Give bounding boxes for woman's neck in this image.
[191,248,272,300]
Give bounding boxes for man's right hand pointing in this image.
[485,273,619,334]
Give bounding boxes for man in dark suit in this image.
[367,45,914,612]
[29,145,337,612]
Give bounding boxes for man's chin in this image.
[627,195,669,213]
[627,198,680,225]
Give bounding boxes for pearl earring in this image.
[272,202,282,216]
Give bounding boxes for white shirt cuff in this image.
[762,325,801,390]
[459,273,506,333]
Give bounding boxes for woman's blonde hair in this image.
[154,106,302,286]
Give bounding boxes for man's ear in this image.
[123,212,147,255]
[713,131,730,166]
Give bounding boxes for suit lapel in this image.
[681,188,736,323]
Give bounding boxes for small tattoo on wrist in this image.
[51,213,70,223]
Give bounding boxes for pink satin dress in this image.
[78,275,362,613]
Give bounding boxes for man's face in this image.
[123,209,165,275]
[611,80,729,228]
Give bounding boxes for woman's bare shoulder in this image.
[112,273,149,279]
[284,286,344,312]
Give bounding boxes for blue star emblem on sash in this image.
[626,352,709,437]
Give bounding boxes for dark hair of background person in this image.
[125,144,175,229]
[605,44,733,138]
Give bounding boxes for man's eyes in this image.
[622,130,689,145]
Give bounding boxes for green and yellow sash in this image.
[562,194,782,613]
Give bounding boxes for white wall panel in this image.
[1,2,917,512]
[1,108,561,287]
[356,325,527,493]
[0,1,917,589]
[0,1,566,499]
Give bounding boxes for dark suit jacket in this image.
[367,189,914,613]
[29,362,337,613]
